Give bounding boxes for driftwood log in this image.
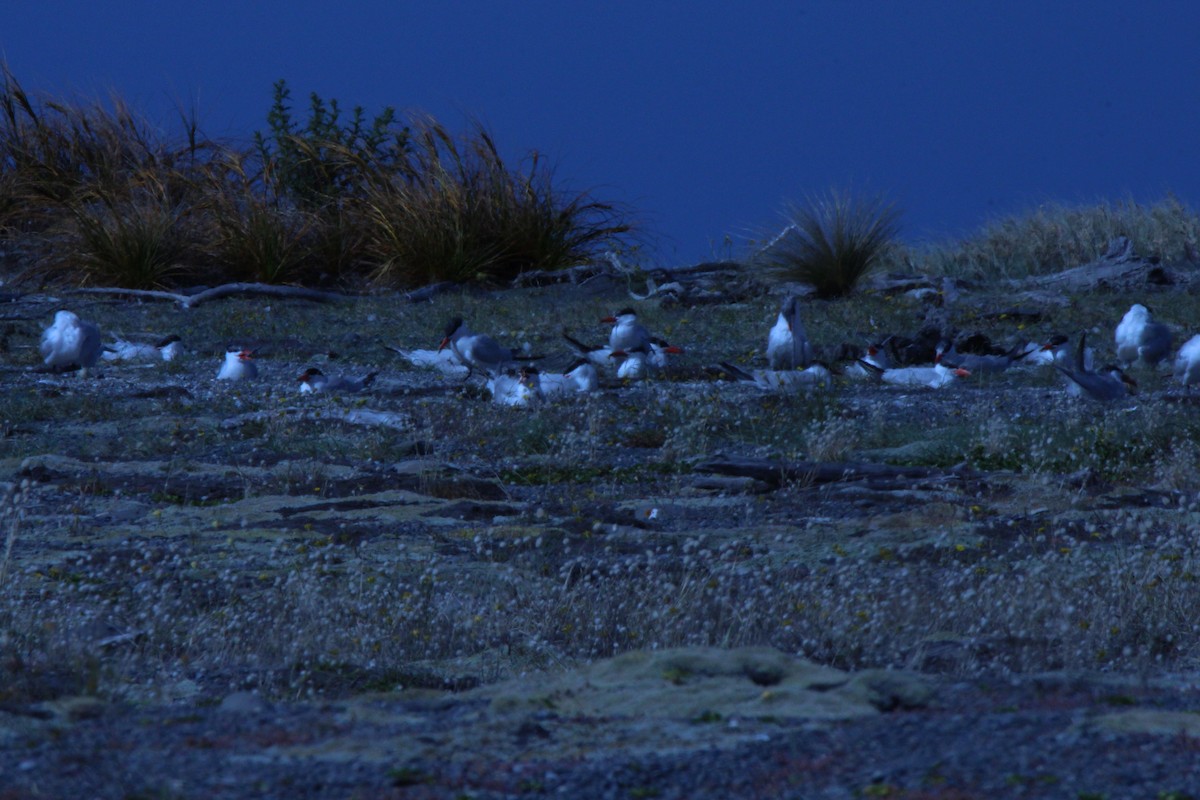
[694,454,982,491]
[70,282,352,309]
[1019,236,1177,293]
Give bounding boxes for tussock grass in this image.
[0,70,632,289]
[756,189,902,298]
[363,117,631,288]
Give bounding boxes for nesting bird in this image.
[103,334,183,363]
[719,361,831,391]
[487,366,543,406]
[217,348,258,380]
[297,367,378,394]
[538,359,600,397]
[40,310,102,375]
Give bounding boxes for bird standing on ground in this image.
[439,317,535,379]
[766,295,813,370]
[602,308,653,353]
[1056,332,1136,401]
[40,310,102,376]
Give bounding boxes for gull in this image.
[1115,303,1172,367]
[1173,334,1200,387]
[719,361,831,391]
[766,294,813,370]
[39,310,102,375]
[217,347,258,380]
[298,367,379,394]
[1055,332,1136,401]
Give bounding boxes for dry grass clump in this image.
[362,117,631,288]
[0,70,633,289]
[920,196,1200,281]
[755,189,902,298]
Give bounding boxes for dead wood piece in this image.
[221,406,409,432]
[510,264,609,288]
[694,455,978,490]
[71,282,352,309]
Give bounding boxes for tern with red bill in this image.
[719,360,831,391]
[298,367,378,394]
[858,359,971,389]
[1056,332,1136,401]
[602,308,653,353]
[611,341,682,380]
[217,347,258,380]
[539,359,599,397]
[487,366,544,406]
[439,317,538,379]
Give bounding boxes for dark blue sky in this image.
[4,2,1198,264]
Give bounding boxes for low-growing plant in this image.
[756,189,901,298]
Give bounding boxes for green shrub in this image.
[757,189,901,298]
[253,79,409,208]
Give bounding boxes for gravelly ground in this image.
[2,271,1200,799]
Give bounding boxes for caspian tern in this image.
[843,341,893,380]
[39,310,102,375]
[565,331,682,371]
[766,295,813,370]
[539,359,600,397]
[602,308,653,353]
[935,340,1027,374]
[388,345,468,376]
[860,360,971,389]
[610,341,683,380]
[439,317,536,378]
[1017,334,1095,371]
[1173,335,1200,387]
[298,367,379,394]
[487,367,544,406]
[719,361,831,391]
[1115,304,1172,367]
[103,334,183,363]
[1055,332,1136,401]
[216,348,258,380]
